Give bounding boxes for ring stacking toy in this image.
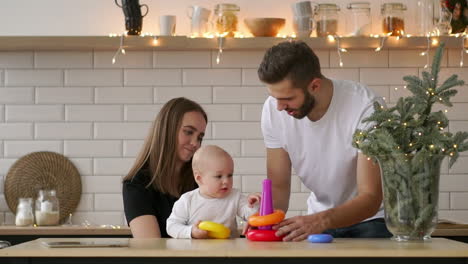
[246,179,285,241]
[198,221,230,239]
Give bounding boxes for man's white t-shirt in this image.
[261,79,384,220]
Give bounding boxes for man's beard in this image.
[288,90,315,119]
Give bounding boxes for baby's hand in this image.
[247,193,261,208]
[191,220,209,239]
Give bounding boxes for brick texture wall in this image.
[0,48,467,225]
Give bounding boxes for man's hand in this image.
[247,193,261,208]
[191,220,209,239]
[273,213,328,242]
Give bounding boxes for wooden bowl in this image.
[244,18,286,37]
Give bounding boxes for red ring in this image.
[246,229,284,241]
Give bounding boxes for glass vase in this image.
[377,153,443,241]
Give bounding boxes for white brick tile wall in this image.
[437,68,468,84]
[36,87,93,104]
[450,192,468,209]
[124,69,181,86]
[69,158,93,175]
[35,123,92,139]
[0,87,34,104]
[242,69,262,86]
[81,176,122,193]
[6,105,64,121]
[242,104,263,121]
[5,69,63,86]
[0,52,33,68]
[154,87,212,104]
[35,51,93,68]
[241,140,265,157]
[123,140,144,157]
[213,122,262,139]
[66,105,123,121]
[0,48,467,225]
[65,69,122,86]
[183,69,241,86]
[203,104,241,121]
[212,51,264,68]
[155,51,211,68]
[4,140,62,157]
[213,86,268,103]
[233,157,266,174]
[0,195,9,211]
[95,87,153,104]
[439,192,450,210]
[202,140,241,157]
[322,68,359,82]
[0,123,33,139]
[95,194,124,211]
[447,49,468,67]
[0,159,16,175]
[65,140,122,157]
[360,68,418,85]
[124,105,161,121]
[440,174,468,192]
[94,122,150,139]
[93,158,135,175]
[76,193,94,211]
[433,103,468,120]
[94,51,152,68]
[330,50,388,68]
[389,50,448,67]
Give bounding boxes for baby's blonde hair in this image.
[192,145,232,177]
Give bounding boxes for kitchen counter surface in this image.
[0,225,131,236]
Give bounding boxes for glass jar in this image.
[346,2,372,36]
[435,0,452,35]
[15,198,34,226]
[214,3,240,37]
[381,2,407,36]
[35,189,60,226]
[415,0,435,36]
[315,3,340,37]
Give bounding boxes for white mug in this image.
[291,1,314,17]
[293,16,315,37]
[159,15,176,36]
[187,5,211,35]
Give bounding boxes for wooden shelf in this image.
[0,36,465,51]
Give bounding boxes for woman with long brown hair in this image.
[122,97,207,238]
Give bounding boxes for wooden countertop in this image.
[1,237,468,258]
[0,225,131,236]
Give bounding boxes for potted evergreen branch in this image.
[353,43,468,241]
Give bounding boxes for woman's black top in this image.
[122,168,178,238]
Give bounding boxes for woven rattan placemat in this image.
[4,151,82,223]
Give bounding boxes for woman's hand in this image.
[191,220,209,239]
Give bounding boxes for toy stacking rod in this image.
[259,179,274,230]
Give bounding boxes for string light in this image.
[152,36,159,45]
[335,36,345,67]
[216,36,225,65]
[375,35,387,52]
[460,34,467,67]
[420,35,431,69]
[112,34,126,64]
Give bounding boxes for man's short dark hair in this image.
[258,41,323,89]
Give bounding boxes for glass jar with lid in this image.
[35,189,60,226]
[214,3,240,37]
[381,2,407,36]
[346,2,372,36]
[315,3,340,37]
[15,198,34,226]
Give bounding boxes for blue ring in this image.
[307,234,333,243]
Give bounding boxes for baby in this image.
[167,145,260,239]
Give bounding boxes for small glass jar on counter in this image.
[15,198,34,226]
[346,2,371,36]
[35,189,60,226]
[214,3,240,37]
[315,3,340,37]
[381,2,407,37]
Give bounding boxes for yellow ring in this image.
[198,221,231,239]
